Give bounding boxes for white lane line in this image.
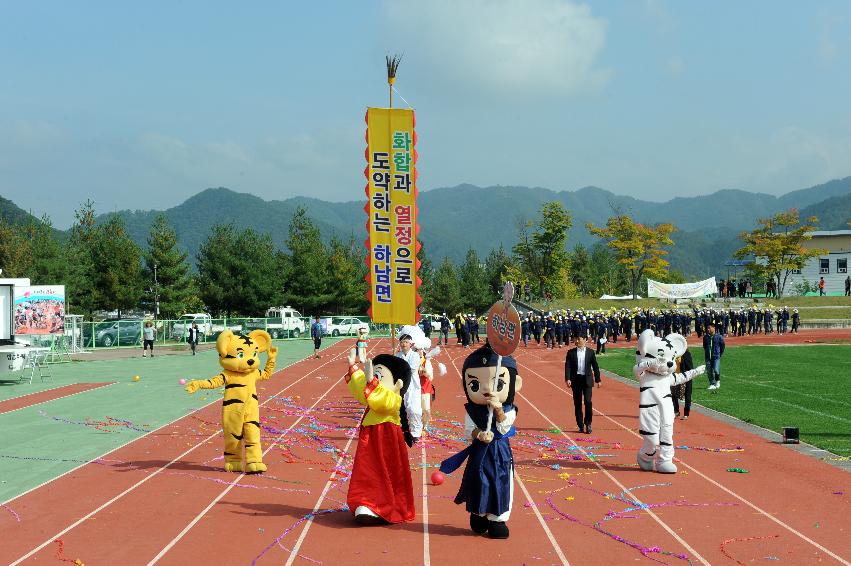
[3,343,340,506]
[514,473,570,565]
[11,340,356,564]
[154,340,382,565]
[421,444,431,566]
[0,382,116,415]
[283,340,389,566]
[283,433,357,566]
[765,398,851,424]
[154,376,353,566]
[516,387,708,565]
[521,360,851,566]
[445,351,570,565]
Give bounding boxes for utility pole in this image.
[154,263,160,317]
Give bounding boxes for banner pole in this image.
[391,323,396,352]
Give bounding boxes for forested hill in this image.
[2,176,850,278]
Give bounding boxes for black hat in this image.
[462,344,517,374]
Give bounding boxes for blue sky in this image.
[1,0,850,228]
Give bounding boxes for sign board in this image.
[364,107,421,325]
[647,277,717,299]
[13,285,65,335]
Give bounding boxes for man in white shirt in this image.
[564,335,601,434]
[395,333,423,445]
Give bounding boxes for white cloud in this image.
[383,0,610,96]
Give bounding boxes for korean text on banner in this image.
[647,277,718,299]
[364,108,421,325]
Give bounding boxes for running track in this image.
[1,336,849,565]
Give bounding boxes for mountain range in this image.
[3,177,850,278]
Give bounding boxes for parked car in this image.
[170,313,242,340]
[243,307,306,339]
[84,319,143,347]
[325,317,370,337]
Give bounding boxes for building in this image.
[785,230,851,295]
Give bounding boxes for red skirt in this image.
[347,422,415,523]
[420,375,435,395]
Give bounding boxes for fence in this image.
[15,315,399,352]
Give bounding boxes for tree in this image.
[64,200,99,316]
[197,224,282,316]
[284,206,333,315]
[143,214,193,318]
[417,242,436,313]
[734,209,826,298]
[484,245,512,298]
[587,215,676,299]
[431,257,462,315]
[328,234,369,314]
[197,223,239,316]
[91,214,144,317]
[458,248,491,314]
[512,201,573,297]
[0,218,31,277]
[23,215,66,283]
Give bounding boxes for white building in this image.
[785,230,851,295]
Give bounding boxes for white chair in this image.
[26,350,53,384]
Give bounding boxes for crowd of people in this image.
[511,305,802,350]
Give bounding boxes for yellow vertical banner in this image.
[364,107,421,325]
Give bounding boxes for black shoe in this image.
[488,521,509,539]
[355,513,386,525]
[470,513,489,534]
[578,425,585,433]
[585,426,592,434]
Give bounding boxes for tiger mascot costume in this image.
[185,330,278,472]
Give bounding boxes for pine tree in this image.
[284,206,333,315]
[484,245,512,298]
[143,214,193,319]
[431,257,461,316]
[24,215,66,283]
[197,224,239,316]
[459,248,491,314]
[328,234,368,314]
[64,200,98,316]
[233,228,281,315]
[91,214,143,317]
[0,218,31,277]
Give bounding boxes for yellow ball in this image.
[133,375,140,382]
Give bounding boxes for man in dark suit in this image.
[564,335,601,434]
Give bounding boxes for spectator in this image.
[671,350,695,420]
[702,323,725,390]
[845,275,850,297]
[439,313,450,345]
[142,321,156,358]
[819,276,826,296]
[187,322,200,355]
[311,316,324,359]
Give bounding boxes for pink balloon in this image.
[178,379,187,385]
[430,471,445,486]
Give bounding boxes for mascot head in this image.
[461,344,522,406]
[216,330,273,373]
[635,329,688,373]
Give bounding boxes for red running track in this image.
[1,335,849,565]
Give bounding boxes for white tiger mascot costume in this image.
[634,329,705,473]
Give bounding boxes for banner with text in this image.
[647,277,717,299]
[364,108,421,325]
[13,285,66,335]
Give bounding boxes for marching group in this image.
[513,305,802,353]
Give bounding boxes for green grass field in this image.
[596,345,851,457]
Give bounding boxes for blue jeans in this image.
[705,358,721,385]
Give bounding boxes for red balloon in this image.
[430,471,445,486]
